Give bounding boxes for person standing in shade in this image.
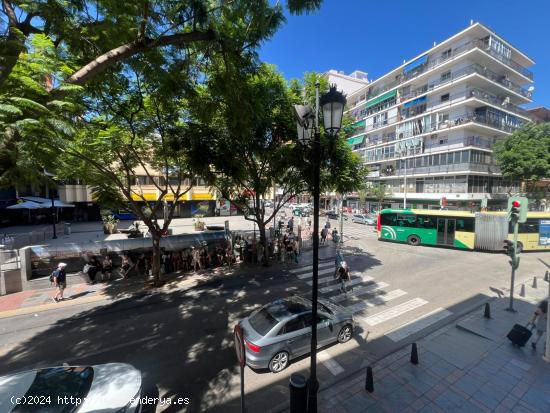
[287,216,294,233]
[530,300,548,350]
[102,255,113,281]
[52,262,67,302]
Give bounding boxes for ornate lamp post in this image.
[293,80,346,413]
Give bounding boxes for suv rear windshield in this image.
[13,367,94,413]
[249,308,278,336]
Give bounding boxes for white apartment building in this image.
[335,22,534,211]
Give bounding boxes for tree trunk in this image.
[151,232,162,286]
[258,221,269,266]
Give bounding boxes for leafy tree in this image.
[494,122,550,194]
[368,184,390,212]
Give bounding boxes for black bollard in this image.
[532,276,537,288]
[484,302,491,319]
[289,373,307,413]
[519,284,526,297]
[545,271,549,282]
[410,343,419,365]
[365,366,374,393]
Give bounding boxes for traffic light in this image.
[503,239,515,256]
[507,196,528,223]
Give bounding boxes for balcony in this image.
[363,37,532,110]
[393,163,498,177]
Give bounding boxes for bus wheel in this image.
[516,242,523,253]
[407,235,421,246]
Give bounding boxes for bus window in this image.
[417,216,436,229]
[397,214,417,227]
[456,218,474,232]
[509,219,539,234]
[380,213,397,226]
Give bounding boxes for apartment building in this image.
[335,21,534,211]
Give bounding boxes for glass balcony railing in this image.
[394,163,499,176]
[363,37,532,110]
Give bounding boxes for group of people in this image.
[320,220,339,244]
[161,242,235,273]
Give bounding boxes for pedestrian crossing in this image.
[287,257,453,347]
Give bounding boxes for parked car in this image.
[351,214,376,225]
[0,363,142,412]
[239,295,354,373]
[326,211,348,220]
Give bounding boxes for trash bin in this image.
[64,222,71,235]
[289,373,307,413]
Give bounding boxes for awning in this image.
[403,54,428,74]
[347,136,364,146]
[130,192,158,201]
[20,196,75,208]
[403,95,427,108]
[192,193,214,200]
[365,90,397,109]
[7,201,43,210]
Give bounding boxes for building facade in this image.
[335,22,534,211]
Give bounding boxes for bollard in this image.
[545,271,549,282]
[533,276,537,288]
[289,373,307,413]
[365,366,374,392]
[410,343,419,365]
[519,284,525,297]
[484,302,491,319]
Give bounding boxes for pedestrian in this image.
[181,249,190,272]
[530,300,548,349]
[335,263,351,295]
[335,250,345,277]
[293,238,300,263]
[257,241,264,264]
[87,256,101,284]
[288,216,294,233]
[192,246,201,272]
[320,227,328,244]
[51,262,67,302]
[102,255,113,281]
[225,243,234,267]
[325,219,331,229]
[120,253,133,279]
[161,250,170,274]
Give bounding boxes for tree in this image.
[368,184,391,212]
[189,63,306,265]
[494,122,550,194]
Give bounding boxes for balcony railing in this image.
[363,37,532,109]
[393,163,498,176]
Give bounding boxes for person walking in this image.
[120,253,133,279]
[530,300,548,350]
[293,238,300,263]
[320,227,328,244]
[335,263,351,295]
[287,216,294,233]
[52,262,67,302]
[102,255,113,281]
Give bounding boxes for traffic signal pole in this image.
[507,220,519,312]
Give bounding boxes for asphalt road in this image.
[0,216,549,413]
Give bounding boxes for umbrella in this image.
[6,201,44,210]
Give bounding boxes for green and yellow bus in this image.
[377,209,550,252]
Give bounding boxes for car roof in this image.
[266,296,312,321]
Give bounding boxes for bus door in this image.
[437,218,456,246]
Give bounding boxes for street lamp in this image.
[293,81,346,413]
[44,170,58,239]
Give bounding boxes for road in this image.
[0,215,549,412]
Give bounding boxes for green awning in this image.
[365,89,397,109]
[347,135,364,146]
[351,119,365,129]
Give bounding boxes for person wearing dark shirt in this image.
[52,262,67,302]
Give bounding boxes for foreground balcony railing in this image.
[394,162,499,176]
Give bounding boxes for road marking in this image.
[319,277,370,293]
[386,308,452,342]
[362,298,428,326]
[298,267,334,280]
[346,289,407,313]
[318,350,344,375]
[330,282,389,303]
[288,262,334,274]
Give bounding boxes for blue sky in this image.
[259,0,550,108]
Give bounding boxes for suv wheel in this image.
[407,235,421,246]
[269,351,289,373]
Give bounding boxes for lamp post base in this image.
[306,377,319,413]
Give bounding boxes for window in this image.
[283,317,305,334]
[380,213,397,226]
[250,308,279,336]
[456,218,475,232]
[440,93,450,102]
[439,137,448,145]
[440,71,451,82]
[417,215,437,229]
[441,48,452,60]
[397,214,417,227]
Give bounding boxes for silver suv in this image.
[239,295,354,373]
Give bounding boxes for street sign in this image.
[234,324,246,368]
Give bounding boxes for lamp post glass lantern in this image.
[293,82,346,413]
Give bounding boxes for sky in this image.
[259,0,550,109]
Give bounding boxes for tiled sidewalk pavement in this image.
[318,294,550,413]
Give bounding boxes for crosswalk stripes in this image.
[318,350,344,375]
[330,282,389,303]
[288,257,448,343]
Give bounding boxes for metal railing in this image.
[394,163,498,176]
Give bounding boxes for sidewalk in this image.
[317,281,550,413]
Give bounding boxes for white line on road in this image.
[362,298,428,326]
[318,350,344,375]
[319,277,370,293]
[346,289,407,313]
[386,308,453,342]
[298,267,334,280]
[288,262,334,274]
[330,282,389,303]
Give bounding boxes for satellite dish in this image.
[527,86,535,92]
